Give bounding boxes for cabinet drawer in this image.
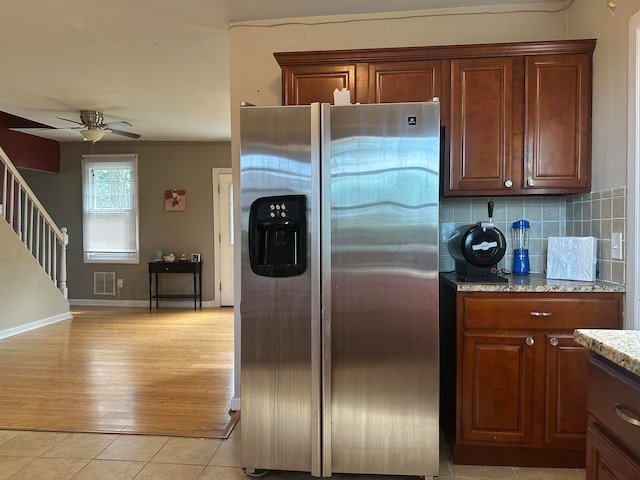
[149,262,201,274]
[588,357,640,458]
[586,423,640,480]
[463,296,621,330]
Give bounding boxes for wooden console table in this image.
[148,261,202,310]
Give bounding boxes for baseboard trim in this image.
[0,311,72,340]
[69,299,221,308]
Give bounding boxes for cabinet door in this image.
[448,57,517,194]
[367,60,441,103]
[461,332,534,444]
[587,424,640,480]
[281,65,357,105]
[544,333,589,447]
[524,54,591,193]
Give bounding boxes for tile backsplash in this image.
[439,188,626,285]
[566,187,626,284]
[439,197,566,274]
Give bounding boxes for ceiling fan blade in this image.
[56,116,84,126]
[108,128,141,139]
[104,121,133,128]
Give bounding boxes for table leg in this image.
[193,272,197,310]
[155,273,159,308]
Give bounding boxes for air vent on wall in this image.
[94,272,116,295]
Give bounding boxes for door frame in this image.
[630,12,640,330]
[212,167,233,308]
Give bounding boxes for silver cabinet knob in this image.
[504,180,513,188]
[549,337,559,346]
[525,337,535,346]
[527,178,536,187]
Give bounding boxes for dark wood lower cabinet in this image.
[440,284,623,468]
[461,332,534,445]
[545,333,590,446]
[586,356,640,480]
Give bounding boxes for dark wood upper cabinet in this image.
[367,60,442,103]
[449,57,516,194]
[279,64,358,106]
[524,54,592,193]
[275,39,596,197]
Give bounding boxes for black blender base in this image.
[456,274,509,283]
[454,262,509,283]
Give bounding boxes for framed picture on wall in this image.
[165,189,186,211]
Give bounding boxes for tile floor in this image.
[0,424,586,480]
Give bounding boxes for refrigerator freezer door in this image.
[240,105,321,475]
[322,102,440,477]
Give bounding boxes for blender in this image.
[512,220,530,275]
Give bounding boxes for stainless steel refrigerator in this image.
[240,101,440,478]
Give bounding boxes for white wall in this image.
[567,0,640,192]
[0,219,70,336]
[567,0,640,329]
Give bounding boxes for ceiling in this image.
[0,0,566,143]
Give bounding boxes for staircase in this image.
[0,147,68,298]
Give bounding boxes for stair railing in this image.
[0,147,68,298]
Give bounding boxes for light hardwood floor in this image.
[0,306,238,438]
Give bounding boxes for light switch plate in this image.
[441,222,455,242]
[611,232,623,260]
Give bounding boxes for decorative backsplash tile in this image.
[439,188,626,285]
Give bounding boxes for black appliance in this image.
[448,201,508,282]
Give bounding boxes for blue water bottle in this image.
[512,220,530,275]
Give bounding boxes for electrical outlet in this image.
[117,278,124,288]
[441,222,455,242]
[611,232,623,260]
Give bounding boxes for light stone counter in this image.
[440,272,626,293]
[574,329,640,377]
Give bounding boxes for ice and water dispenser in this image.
[248,195,306,277]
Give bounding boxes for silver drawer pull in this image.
[615,403,640,427]
[530,311,553,317]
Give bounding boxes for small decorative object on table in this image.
[191,253,201,262]
[163,253,176,263]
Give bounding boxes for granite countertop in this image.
[574,329,640,377]
[440,272,626,293]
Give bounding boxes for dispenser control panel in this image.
[248,195,306,277]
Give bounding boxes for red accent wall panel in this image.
[0,112,60,173]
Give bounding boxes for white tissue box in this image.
[546,236,597,282]
[333,88,351,105]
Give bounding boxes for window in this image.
[82,154,139,264]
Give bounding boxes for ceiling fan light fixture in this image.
[80,129,106,143]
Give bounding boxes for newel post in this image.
[59,227,69,299]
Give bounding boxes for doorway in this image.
[213,168,234,307]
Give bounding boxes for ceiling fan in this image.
[56,110,141,142]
